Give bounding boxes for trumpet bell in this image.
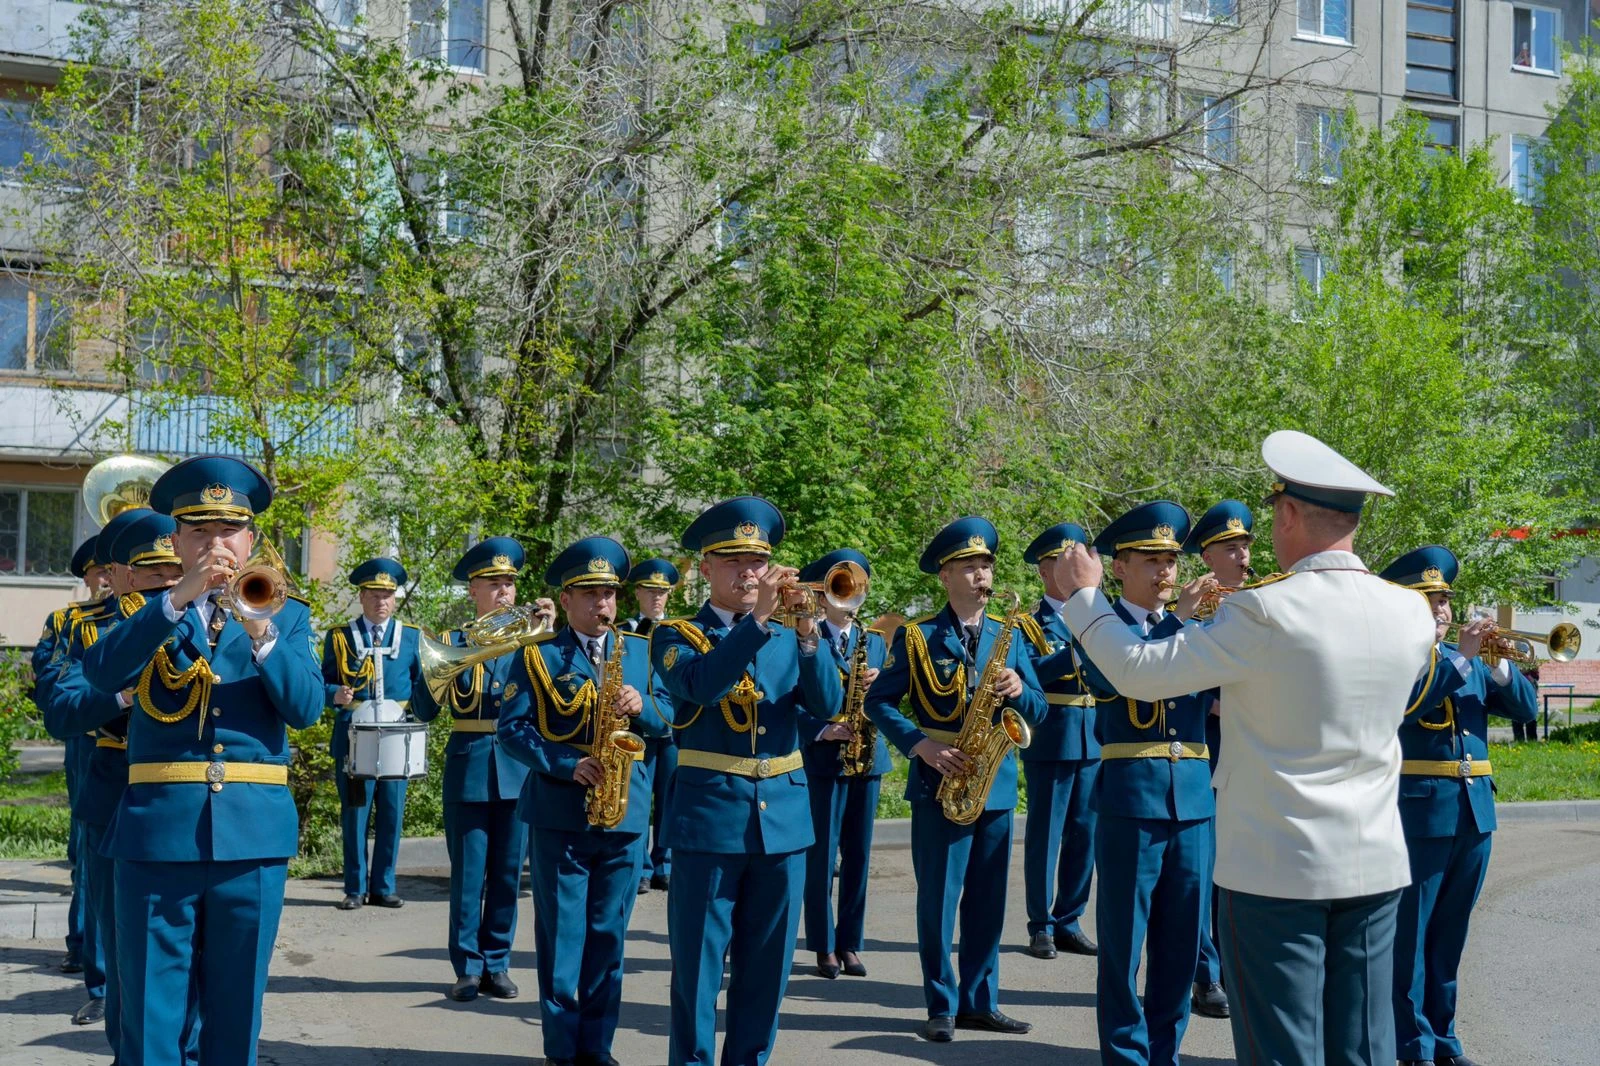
[219,538,293,621]
[1542,622,1582,663]
[81,454,172,525]
[822,560,869,614]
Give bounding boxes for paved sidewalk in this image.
[4,817,1598,1065]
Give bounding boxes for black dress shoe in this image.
[1191,980,1229,1018]
[366,893,405,908]
[815,953,840,980]
[650,874,670,891]
[576,1054,621,1066]
[1055,928,1098,955]
[60,954,83,974]
[637,878,650,895]
[448,975,480,1002]
[1026,931,1057,959]
[1436,1056,1480,1066]
[481,970,519,999]
[840,951,867,977]
[1398,1060,1431,1066]
[72,998,106,1025]
[921,1016,954,1042]
[543,1059,577,1066]
[955,1011,1032,1034]
[338,894,363,911]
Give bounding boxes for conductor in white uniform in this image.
[1052,431,1436,1066]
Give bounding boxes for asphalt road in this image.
[2,817,1597,1065]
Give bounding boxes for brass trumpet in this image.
[418,604,552,702]
[218,539,294,622]
[772,560,870,626]
[1195,567,1256,621]
[1443,620,1582,667]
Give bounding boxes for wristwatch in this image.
[251,621,280,653]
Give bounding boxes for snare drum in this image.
[346,722,429,780]
[349,698,406,724]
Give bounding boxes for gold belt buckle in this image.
[205,761,226,792]
[755,758,772,779]
[1457,758,1473,778]
[1168,740,1184,761]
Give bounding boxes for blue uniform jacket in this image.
[320,620,425,765]
[1018,600,1099,762]
[44,599,131,828]
[1399,643,1537,837]
[81,590,324,862]
[411,627,529,804]
[800,621,893,779]
[862,605,1048,811]
[498,627,669,835]
[1076,600,1213,823]
[649,603,844,855]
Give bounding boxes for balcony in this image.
[0,0,90,67]
[1014,0,1174,41]
[130,391,358,459]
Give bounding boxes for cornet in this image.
[772,560,870,626]
[1443,620,1581,668]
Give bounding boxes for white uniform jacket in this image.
[1065,550,1435,901]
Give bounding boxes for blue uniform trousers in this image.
[803,774,880,955]
[1195,886,1222,985]
[1095,814,1211,1066]
[334,765,407,897]
[1021,758,1098,938]
[68,819,108,999]
[528,827,644,1060]
[1218,887,1400,1066]
[443,799,524,977]
[667,848,805,1066]
[80,825,121,1055]
[909,803,1012,1018]
[1393,826,1492,1061]
[115,857,287,1066]
[640,737,676,881]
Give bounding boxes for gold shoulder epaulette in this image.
[657,618,713,654]
[285,592,310,606]
[1242,571,1293,591]
[530,630,556,644]
[620,629,649,641]
[1018,614,1050,655]
[118,592,147,617]
[400,621,421,631]
[905,611,940,628]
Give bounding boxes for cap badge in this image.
[202,484,233,505]
[153,534,174,554]
[735,521,759,539]
[1153,524,1175,541]
[1226,517,1245,532]
[491,553,512,570]
[1422,566,1443,584]
[588,557,612,573]
[967,534,987,549]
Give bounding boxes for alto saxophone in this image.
[838,632,878,777]
[935,593,1033,825]
[586,627,647,829]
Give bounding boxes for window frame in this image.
[1510,4,1561,77]
[1181,0,1238,25]
[1296,0,1352,44]
[1296,246,1333,295]
[1510,133,1548,205]
[0,275,73,375]
[1295,105,1343,183]
[408,0,488,76]
[0,484,79,582]
[1404,0,1459,101]
[1183,91,1238,167]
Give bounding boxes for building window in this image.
[1404,0,1457,99]
[1296,247,1333,294]
[1511,135,1547,204]
[0,96,60,178]
[1512,6,1560,75]
[1212,251,1236,293]
[0,487,76,578]
[1422,114,1458,155]
[0,277,72,373]
[409,0,486,73]
[1297,0,1350,42]
[1295,106,1343,181]
[1184,93,1238,166]
[1182,0,1237,23]
[319,0,361,29]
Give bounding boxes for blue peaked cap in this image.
[1093,501,1191,557]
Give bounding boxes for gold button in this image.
[759,801,768,811]
[210,782,222,793]
[757,726,767,735]
[1168,728,1177,736]
[210,674,222,684]
[212,744,224,754]
[492,682,501,689]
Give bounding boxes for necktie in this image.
[731,612,747,626]
[370,622,383,646]
[962,624,980,662]
[205,594,226,648]
[587,638,604,671]
[836,631,849,657]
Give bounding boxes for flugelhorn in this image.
[81,454,171,525]
[418,605,552,702]
[773,559,869,626]
[1443,620,1581,668]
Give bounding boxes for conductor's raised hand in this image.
[1053,542,1106,597]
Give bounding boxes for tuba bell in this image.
[81,454,172,525]
[418,605,552,702]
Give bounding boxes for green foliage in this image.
[0,652,46,782]
[0,805,71,860]
[1487,739,1600,802]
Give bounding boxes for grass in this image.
[1488,721,1600,802]
[0,769,68,804]
[872,752,1033,819]
[0,769,72,859]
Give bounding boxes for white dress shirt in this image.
[162,591,277,663]
[1065,549,1436,901]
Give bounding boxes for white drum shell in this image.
[349,699,406,724]
[347,723,428,780]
